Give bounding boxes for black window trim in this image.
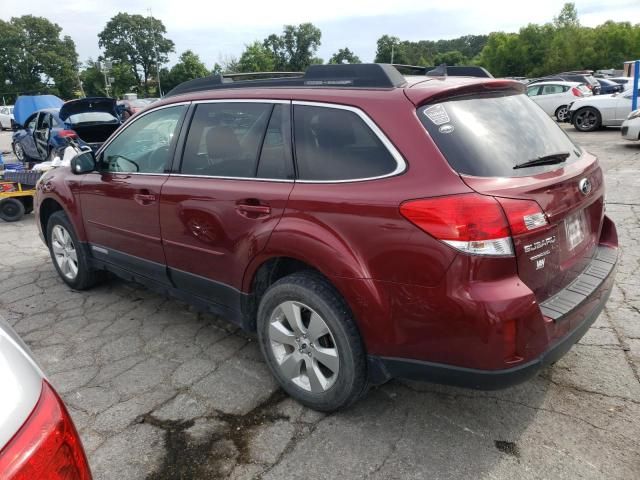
[292,101,407,183]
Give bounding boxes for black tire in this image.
[12,142,30,162]
[257,271,368,412]
[0,198,25,222]
[46,210,102,290]
[555,105,569,122]
[573,107,601,132]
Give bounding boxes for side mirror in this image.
[12,123,20,132]
[70,151,96,175]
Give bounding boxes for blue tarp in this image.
[13,95,64,127]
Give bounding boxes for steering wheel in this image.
[147,146,170,173]
[109,154,140,172]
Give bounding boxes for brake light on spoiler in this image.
[400,193,548,256]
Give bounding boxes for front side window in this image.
[293,105,397,181]
[101,105,186,173]
[181,102,272,178]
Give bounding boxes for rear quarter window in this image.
[293,104,399,181]
[418,92,582,178]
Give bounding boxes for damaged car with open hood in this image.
[11,95,122,162]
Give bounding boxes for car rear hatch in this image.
[59,97,120,148]
[413,84,605,304]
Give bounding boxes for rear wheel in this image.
[47,211,102,289]
[257,272,368,411]
[573,107,601,132]
[555,105,569,122]
[0,198,25,222]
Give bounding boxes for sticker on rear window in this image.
[423,104,450,125]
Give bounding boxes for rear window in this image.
[68,112,118,124]
[418,93,582,178]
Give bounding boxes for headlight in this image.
[627,110,640,120]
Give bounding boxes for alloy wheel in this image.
[51,225,78,280]
[575,109,598,131]
[556,106,569,122]
[268,300,340,393]
[13,143,24,161]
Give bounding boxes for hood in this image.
[13,95,64,127]
[59,97,117,122]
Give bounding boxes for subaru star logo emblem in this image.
[579,178,592,196]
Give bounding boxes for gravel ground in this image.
[0,126,639,479]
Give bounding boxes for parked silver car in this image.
[0,316,91,478]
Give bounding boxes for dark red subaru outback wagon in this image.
[35,64,618,411]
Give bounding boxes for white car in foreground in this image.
[527,81,591,121]
[622,109,640,141]
[569,88,639,132]
[0,316,91,478]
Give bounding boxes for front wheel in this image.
[573,107,601,132]
[47,211,102,290]
[257,272,368,412]
[12,142,26,161]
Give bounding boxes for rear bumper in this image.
[368,244,617,389]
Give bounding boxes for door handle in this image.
[134,193,157,205]
[236,203,271,217]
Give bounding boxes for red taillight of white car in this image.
[571,87,583,97]
[400,193,548,256]
[0,380,92,480]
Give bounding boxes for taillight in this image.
[571,87,583,97]
[400,193,514,256]
[495,197,548,235]
[0,380,92,480]
[56,130,78,139]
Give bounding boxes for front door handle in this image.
[134,193,157,205]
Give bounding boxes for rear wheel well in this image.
[39,198,64,244]
[244,257,328,331]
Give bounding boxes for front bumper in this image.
[368,244,617,389]
[621,120,640,141]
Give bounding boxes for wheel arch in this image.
[39,195,86,245]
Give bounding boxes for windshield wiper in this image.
[513,152,570,170]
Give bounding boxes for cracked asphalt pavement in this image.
[1,127,639,479]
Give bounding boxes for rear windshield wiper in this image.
[513,152,570,170]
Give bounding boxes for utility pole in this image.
[148,8,162,97]
[391,45,394,64]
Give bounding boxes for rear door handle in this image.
[134,193,157,205]
[236,203,271,216]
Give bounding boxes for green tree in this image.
[263,23,321,71]
[237,41,276,72]
[432,50,468,66]
[98,13,175,93]
[161,50,209,91]
[0,15,80,98]
[374,35,407,64]
[329,48,361,64]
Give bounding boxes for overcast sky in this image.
[1,0,638,68]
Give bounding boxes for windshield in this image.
[418,92,582,178]
[67,111,118,124]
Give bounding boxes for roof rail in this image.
[392,64,494,78]
[164,63,408,97]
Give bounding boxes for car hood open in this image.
[59,97,118,122]
[13,95,64,127]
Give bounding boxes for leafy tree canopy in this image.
[329,48,361,64]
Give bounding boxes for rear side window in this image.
[181,103,272,178]
[257,105,294,179]
[418,93,582,178]
[293,105,397,181]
